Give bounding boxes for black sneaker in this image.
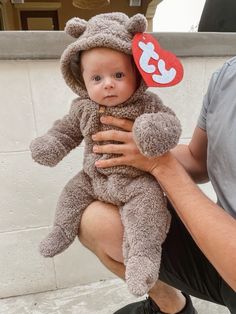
[113,293,198,314]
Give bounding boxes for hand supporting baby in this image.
[92,115,164,173]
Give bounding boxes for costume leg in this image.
[39,171,95,257]
[120,175,171,296]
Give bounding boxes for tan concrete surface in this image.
[0,279,229,314]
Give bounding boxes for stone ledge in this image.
[1,31,236,59]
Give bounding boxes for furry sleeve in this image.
[133,91,182,157]
[30,98,83,167]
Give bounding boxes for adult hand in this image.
[92,116,159,173]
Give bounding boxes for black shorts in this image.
[159,201,236,313]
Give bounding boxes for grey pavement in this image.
[0,279,229,314]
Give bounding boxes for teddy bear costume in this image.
[30,12,182,296]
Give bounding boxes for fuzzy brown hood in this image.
[60,12,148,98]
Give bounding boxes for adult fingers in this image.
[93,143,139,155]
[95,156,126,168]
[93,144,126,154]
[92,129,132,143]
[100,116,133,131]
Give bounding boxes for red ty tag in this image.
[132,33,184,87]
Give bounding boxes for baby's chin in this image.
[97,96,131,107]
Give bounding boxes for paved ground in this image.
[0,279,229,314]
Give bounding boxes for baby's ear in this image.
[126,14,147,35]
[65,17,87,38]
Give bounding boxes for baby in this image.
[30,12,181,296]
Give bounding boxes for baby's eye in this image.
[92,75,101,82]
[115,72,124,79]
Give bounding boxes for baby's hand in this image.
[133,112,181,157]
[30,135,66,167]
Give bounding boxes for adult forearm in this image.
[171,127,209,183]
[152,153,236,291]
[171,144,208,184]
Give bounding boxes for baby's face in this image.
[81,48,137,107]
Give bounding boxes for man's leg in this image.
[79,201,188,314]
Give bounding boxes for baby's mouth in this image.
[105,95,116,98]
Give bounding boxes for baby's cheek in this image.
[92,92,105,106]
[87,88,98,102]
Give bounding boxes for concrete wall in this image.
[0,31,235,298]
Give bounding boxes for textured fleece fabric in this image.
[30,12,182,296]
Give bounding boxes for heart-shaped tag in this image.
[132,33,184,87]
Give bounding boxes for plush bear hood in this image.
[60,12,148,98]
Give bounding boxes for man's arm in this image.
[171,127,208,183]
[155,127,236,290]
[151,152,236,291]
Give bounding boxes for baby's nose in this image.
[104,77,114,88]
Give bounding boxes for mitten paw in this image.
[30,136,66,167]
[39,226,72,257]
[126,256,160,296]
[133,113,181,157]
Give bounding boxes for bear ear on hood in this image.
[65,17,87,38]
[126,13,147,35]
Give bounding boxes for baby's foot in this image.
[126,255,160,296]
[39,226,72,257]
